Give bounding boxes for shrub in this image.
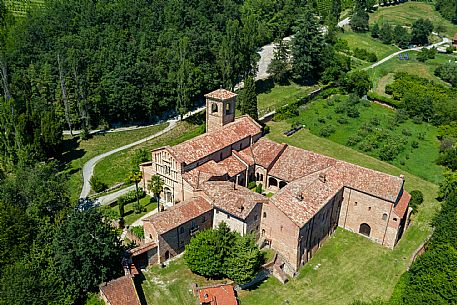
[359,141,374,152]
[347,134,363,146]
[248,181,257,190]
[255,183,263,194]
[411,141,419,149]
[417,132,426,140]
[369,117,380,126]
[337,117,348,124]
[366,92,401,108]
[353,47,378,62]
[334,104,346,114]
[446,46,456,54]
[319,125,336,137]
[317,117,326,124]
[347,106,360,118]
[327,99,334,106]
[402,128,412,136]
[409,190,424,213]
[118,189,146,206]
[131,226,144,239]
[90,176,107,193]
[273,102,299,121]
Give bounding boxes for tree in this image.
[409,190,424,213]
[345,70,372,96]
[411,18,433,46]
[127,170,142,213]
[224,234,262,284]
[240,76,258,120]
[130,148,149,169]
[147,175,164,211]
[291,8,326,83]
[393,25,411,49]
[53,208,124,296]
[350,1,369,32]
[435,62,457,87]
[371,23,380,38]
[90,175,107,193]
[435,0,457,24]
[218,19,241,90]
[331,0,342,21]
[379,23,393,44]
[438,171,457,200]
[267,39,290,84]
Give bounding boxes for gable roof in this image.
[239,138,287,169]
[197,284,238,305]
[170,116,261,165]
[143,196,212,235]
[205,88,237,100]
[218,156,247,177]
[203,181,267,219]
[100,276,141,305]
[394,191,411,218]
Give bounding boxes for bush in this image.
[118,189,146,206]
[255,183,263,194]
[347,134,363,146]
[248,181,257,189]
[90,176,107,193]
[131,226,144,239]
[369,117,380,126]
[353,48,378,62]
[411,140,419,149]
[273,102,299,121]
[317,117,326,124]
[366,92,401,108]
[402,128,412,136]
[334,104,346,114]
[347,106,360,118]
[446,46,456,54]
[319,125,336,137]
[409,190,424,213]
[337,117,348,124]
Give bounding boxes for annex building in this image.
[137,88,411,276]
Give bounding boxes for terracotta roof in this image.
[100,276,141,305]
[394,191,411,218]
[218,156,247,177]
[269,146,337,182]
[182,161,228,189]
[197,284,238,305]
[239,139,287,169]
[170,116,261,165]
[203,181,267,219]
[205,88,237,100]
[129,242,157,257]
[233,149,255,166]
[143,196,212,235]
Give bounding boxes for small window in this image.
[263,212,267,218]
[149,234,152,239]
[179,227,184,234]
[211,103,218,113]
[256,225,259,230]
[393,218,398,222]
[225,103,231,114]
[227,214,230,219]
[215,210,219,214]
[280,225,283,231]
[382,213,388,221]
[354,201,358,206]
[368,207,371,211]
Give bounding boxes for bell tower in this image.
[204,88,237,133]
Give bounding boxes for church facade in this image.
[139,88,411,275]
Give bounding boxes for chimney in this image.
[319,173,327,183]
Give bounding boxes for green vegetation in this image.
[101,195,157,226]
[338,32,399,62]
[94,121,204,189]
[62,123,168,201]
[284,95,442,183]
[4,0,44,17]
[370,3,457,38]
[185,223,262,285]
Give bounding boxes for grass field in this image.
[101,195,157,226]
[369,52,457,95]
[370,2,457,38]
[93,121,205,188]
[138,118,439,305]
[339,31,400,62]
[61,124,168,201]
[289,96,443,184]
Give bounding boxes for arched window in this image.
[211,103,218,113]
[393,218,398,222]
[279,181,287,189]
[164,250,170,260]
[382,213,388,221]
[263,212,267,218]
[261,229,265,236]
[359,223,371,237]
[268,177,278,187]
[256,173,260,181]
[225,103,231,114]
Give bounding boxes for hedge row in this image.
[367,92,401,108]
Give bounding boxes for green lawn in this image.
[93,121,205,188]
[61,123,168,201]
[370,2,457,39]
[338,31,400,62]
[100,195,157,226]
[281,97,443,184]
[369,52,457,95]
[255,81,319,117]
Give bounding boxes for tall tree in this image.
[127,170,142,213]
[218,19,241,90]
[147,175,164,211]
[268,38,290,84]
[240,76,258,120]
[291,8,326,83]
[411,18,434,46]
[350,1,369,32]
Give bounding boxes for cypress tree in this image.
[241,76,258,120]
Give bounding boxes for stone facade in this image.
[139,88,411,276]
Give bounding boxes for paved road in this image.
[79,106,205,198]
[363,36,451,70]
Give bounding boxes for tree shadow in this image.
[256,78,275,95]
[133,273,148,305]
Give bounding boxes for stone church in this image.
[137,88,411,275]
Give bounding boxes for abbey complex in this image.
[136,88,411,276]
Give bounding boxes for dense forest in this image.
[435,0,457,24]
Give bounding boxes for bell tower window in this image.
[211,103,218,113]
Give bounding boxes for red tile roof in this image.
[100,276,141,305]
[269,146,337,182]
[182,160,228,189]
[218,156,246,177]
[129,242,157,257]
[239,139,287,169]
[205,88,237,100]
[394,191,411,218]
[197,284,238,305]
[170,116,261,165]
[203,181,266,219]
[143,196,212,234]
